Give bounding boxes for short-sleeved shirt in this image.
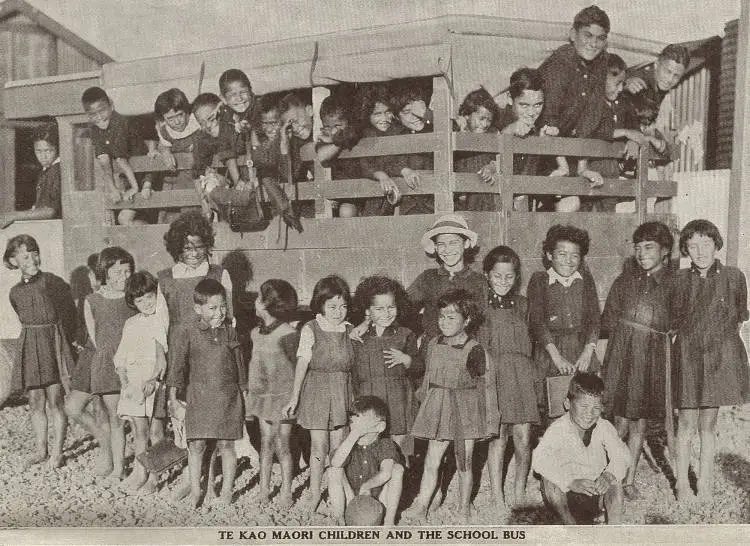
[537,44,609,137]
[90,111,131,160]
[344,436,404,495]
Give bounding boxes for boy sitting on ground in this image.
[532,372,630,524]
[329,395,405,526]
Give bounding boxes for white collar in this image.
[161,115,201,139]
[42,157,61,171]
[547,267,583,288]
[173,261,209,278]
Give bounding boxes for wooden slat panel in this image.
[3,73,100,118]
[507,175,677,198]
[454,133,633,158]
[107,189,200,210]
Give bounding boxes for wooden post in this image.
[727,0,750,269]
[635,142,649,224]
[312,86,333,218]
[0,119,16,214]
[497,135,514,245]
[432,75,454,213]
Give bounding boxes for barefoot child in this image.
[352,276,421,450]
[167,279,247,508]
[329,396,405,526]
[114,271,168,494]
[83,247,138,479]
[246,279,300,507]
[283,275,355,512]
[403,289,497,523]
[479,246,539,508]
[528,225,601,419]
[601,222,674,499]
[156,211,233,499]
[532,372,629,524]
[4,235,76,469]
[671,220,750,501]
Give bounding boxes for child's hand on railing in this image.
[455,115,468,132]
[160,148,177,171]
[581,169,604,189]
[623,140,641,161]
[401,167,420,189]
[539,125,559,137]
[140,183,153,200]
[122,187,138,202]
[509,119,535,137]
[549,157,569,177]
[477,161,500,185]
[625,76,648,94]
[106,188,123,204]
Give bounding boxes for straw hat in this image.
[345,495,385,526]
[420,214,479,254]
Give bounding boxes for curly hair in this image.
[3,234,40,270]
[353,275,411,324]
[163,211,215,262]
[259,279,299,322]
[679,219,723,256]
[437,288,483,337]
[310,275,351,316]
[542,224,590,267]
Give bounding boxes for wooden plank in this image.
[727,0,749,268]
[508,175,676,198]
[432,75,454,213]
[3,72,100,118]
[107,189,200,210]
[0,121,16,214]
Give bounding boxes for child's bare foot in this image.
[258,487,271,505]
[460,504,474,524]
[108,467,126,482]
[47,453,64,470]
[676,484,696,503]
[122,471,147,491]
[189,492,202,510]
[401,501,428,522]
[24,452,48,470]
[137,478,158,496]
[696,481,714,501]
[171,479,191,502]
[216,491,233,506]
[277,490,293,509]
[94,454,113,476]
[306,494,322,514]
[428,490,444,512]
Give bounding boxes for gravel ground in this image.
[0,401,748,527]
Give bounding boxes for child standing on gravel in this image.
[167,278,247,508]
[4,234,77,469]
[114,271,167,494]
[282,275,355,513]
[246,279,300,507]
[671,219,750,502]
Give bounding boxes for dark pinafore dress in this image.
[87,292,138,395]
[353,324,417,436]
[296,320,354,431]
[10,272,76,394]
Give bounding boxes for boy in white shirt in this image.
[532,372,629,524]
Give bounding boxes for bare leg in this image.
[217,439,237,505]
[512,423,532,506]
[258,419,275,503]
[676,408,698,501]
[540,477,576,524]
[65,391,111,473]
[457,440,475,523]
[141,417,166,493]
[380,464,404,526]
[275,423,294,507]
[697,407,719,500]
[402,440,449,521]
[603,481,625,524]
[206,446,219,499]
[187,439,206,508]
[488,425,508,508]
[26,388,48,467]
[308,429,329,512]
[624,419,646,494]
[123,416,149,491]
[101,394,125,479]
[327,466,347,524]
[391,434,406,450]
[45,384,67,468]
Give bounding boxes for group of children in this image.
[0,6,691,230]
[5,206,748,525]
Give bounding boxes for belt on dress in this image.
[619,318,675,463]
[427,382,481,472]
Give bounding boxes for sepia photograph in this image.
[0,0,747,543]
